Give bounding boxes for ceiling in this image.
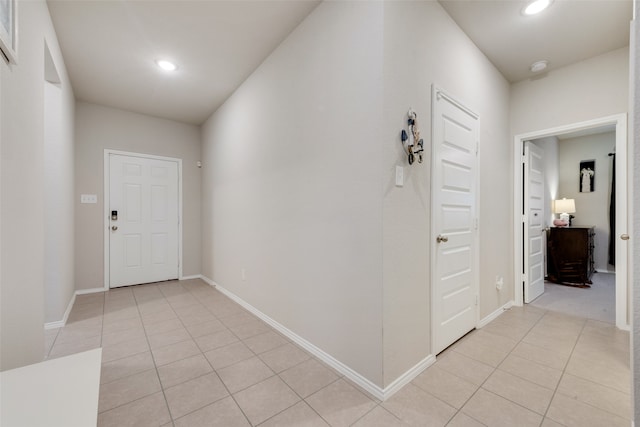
[47,0,633,125]
[47,0,321,125]
[439,0,632,83]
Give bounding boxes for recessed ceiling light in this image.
[156,60,177,72]
[523,0,553,16]
[530,60,548,73]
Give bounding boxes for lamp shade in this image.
[553,198,576,214]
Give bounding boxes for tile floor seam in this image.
[223,386,256,425]
[300,376,362,426]
[96,389,167,418]
[557,370,632,396]
[443,308,548,427]
[551,387,632,422]
[57,282,630,427]
[249,396,301,426]
[272,366,341,423]
[191,317,256,426]
[443,378,491,427]
[537,315,587,426]
[165,387,230,423]
[98,291,106,351]
[346,403,391,426]
[130,285,175,425]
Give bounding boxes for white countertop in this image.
[1,348,102,427]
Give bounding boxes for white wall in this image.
[511,45,629,316]
[202,1,385,386]
[44,76,75,324]
[511,47,629,136]
[74,102,202,291]
[202,0,511,389]
[1,0,75,370]
[558,132,616,271]
[381,1,511,385]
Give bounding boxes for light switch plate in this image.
[80,194,98,204]
[395,166,404,187]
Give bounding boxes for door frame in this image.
[512,114,628,329]
[103,149,183,290]
[431,85,481,354]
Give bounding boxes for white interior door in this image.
[432,88,479,355]
[109,154,179,288]
[523,142,545,303]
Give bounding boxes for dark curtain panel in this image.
[609,154,616,265]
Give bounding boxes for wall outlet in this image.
[495,275,504,291]
[241,268,246,281]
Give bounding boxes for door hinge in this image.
[474,218,479,230]
[475,295,479,306]
[476,142,479,156]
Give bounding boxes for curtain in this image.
[608,154,616,266]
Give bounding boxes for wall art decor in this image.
[400,108,424,165]
[579,159,595,193]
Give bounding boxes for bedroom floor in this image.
[44,279,630,426]
[530,272,615,324]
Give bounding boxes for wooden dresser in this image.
[546,226,595,286]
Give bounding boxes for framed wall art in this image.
[0,0,17,64]
[579,159,595,193]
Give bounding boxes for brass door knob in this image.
[111,226,118,231]
[436,235,449,243]
[621,234,630,241]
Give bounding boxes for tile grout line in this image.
[171,283,255,426]
[131,283,175,424]
[438,307,548,426]
[536,313,588,426]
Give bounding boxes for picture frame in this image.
[0,0,17,64]
[579,159,595,193]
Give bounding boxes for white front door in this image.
[108,153,179,288]
[432,87,479,354]
[523,142,545,303]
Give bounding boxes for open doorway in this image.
[513,114,629,330]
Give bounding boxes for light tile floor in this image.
[45,279,631,426]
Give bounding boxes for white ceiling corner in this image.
[46,0,321,125]
[47,0,632,125]
[438,0,632,83]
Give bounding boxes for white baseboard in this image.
[44,293,76,330]
[383,354,436,399]
[180,274,203,280]
[44,287,106,330]
[203,276,434,400]
[477,300,514,329]
[76,287,106,295]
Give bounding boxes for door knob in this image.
[111,226,118,231]
[621,234,630,241]
[436,235,449,243]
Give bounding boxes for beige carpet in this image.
[529,272,615,324]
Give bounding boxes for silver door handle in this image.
[436,235,448,243]
[621,234,630,241]
[111,226,118,231]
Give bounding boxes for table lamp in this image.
[553,198,576,226]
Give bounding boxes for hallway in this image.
[45,280,631,426]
